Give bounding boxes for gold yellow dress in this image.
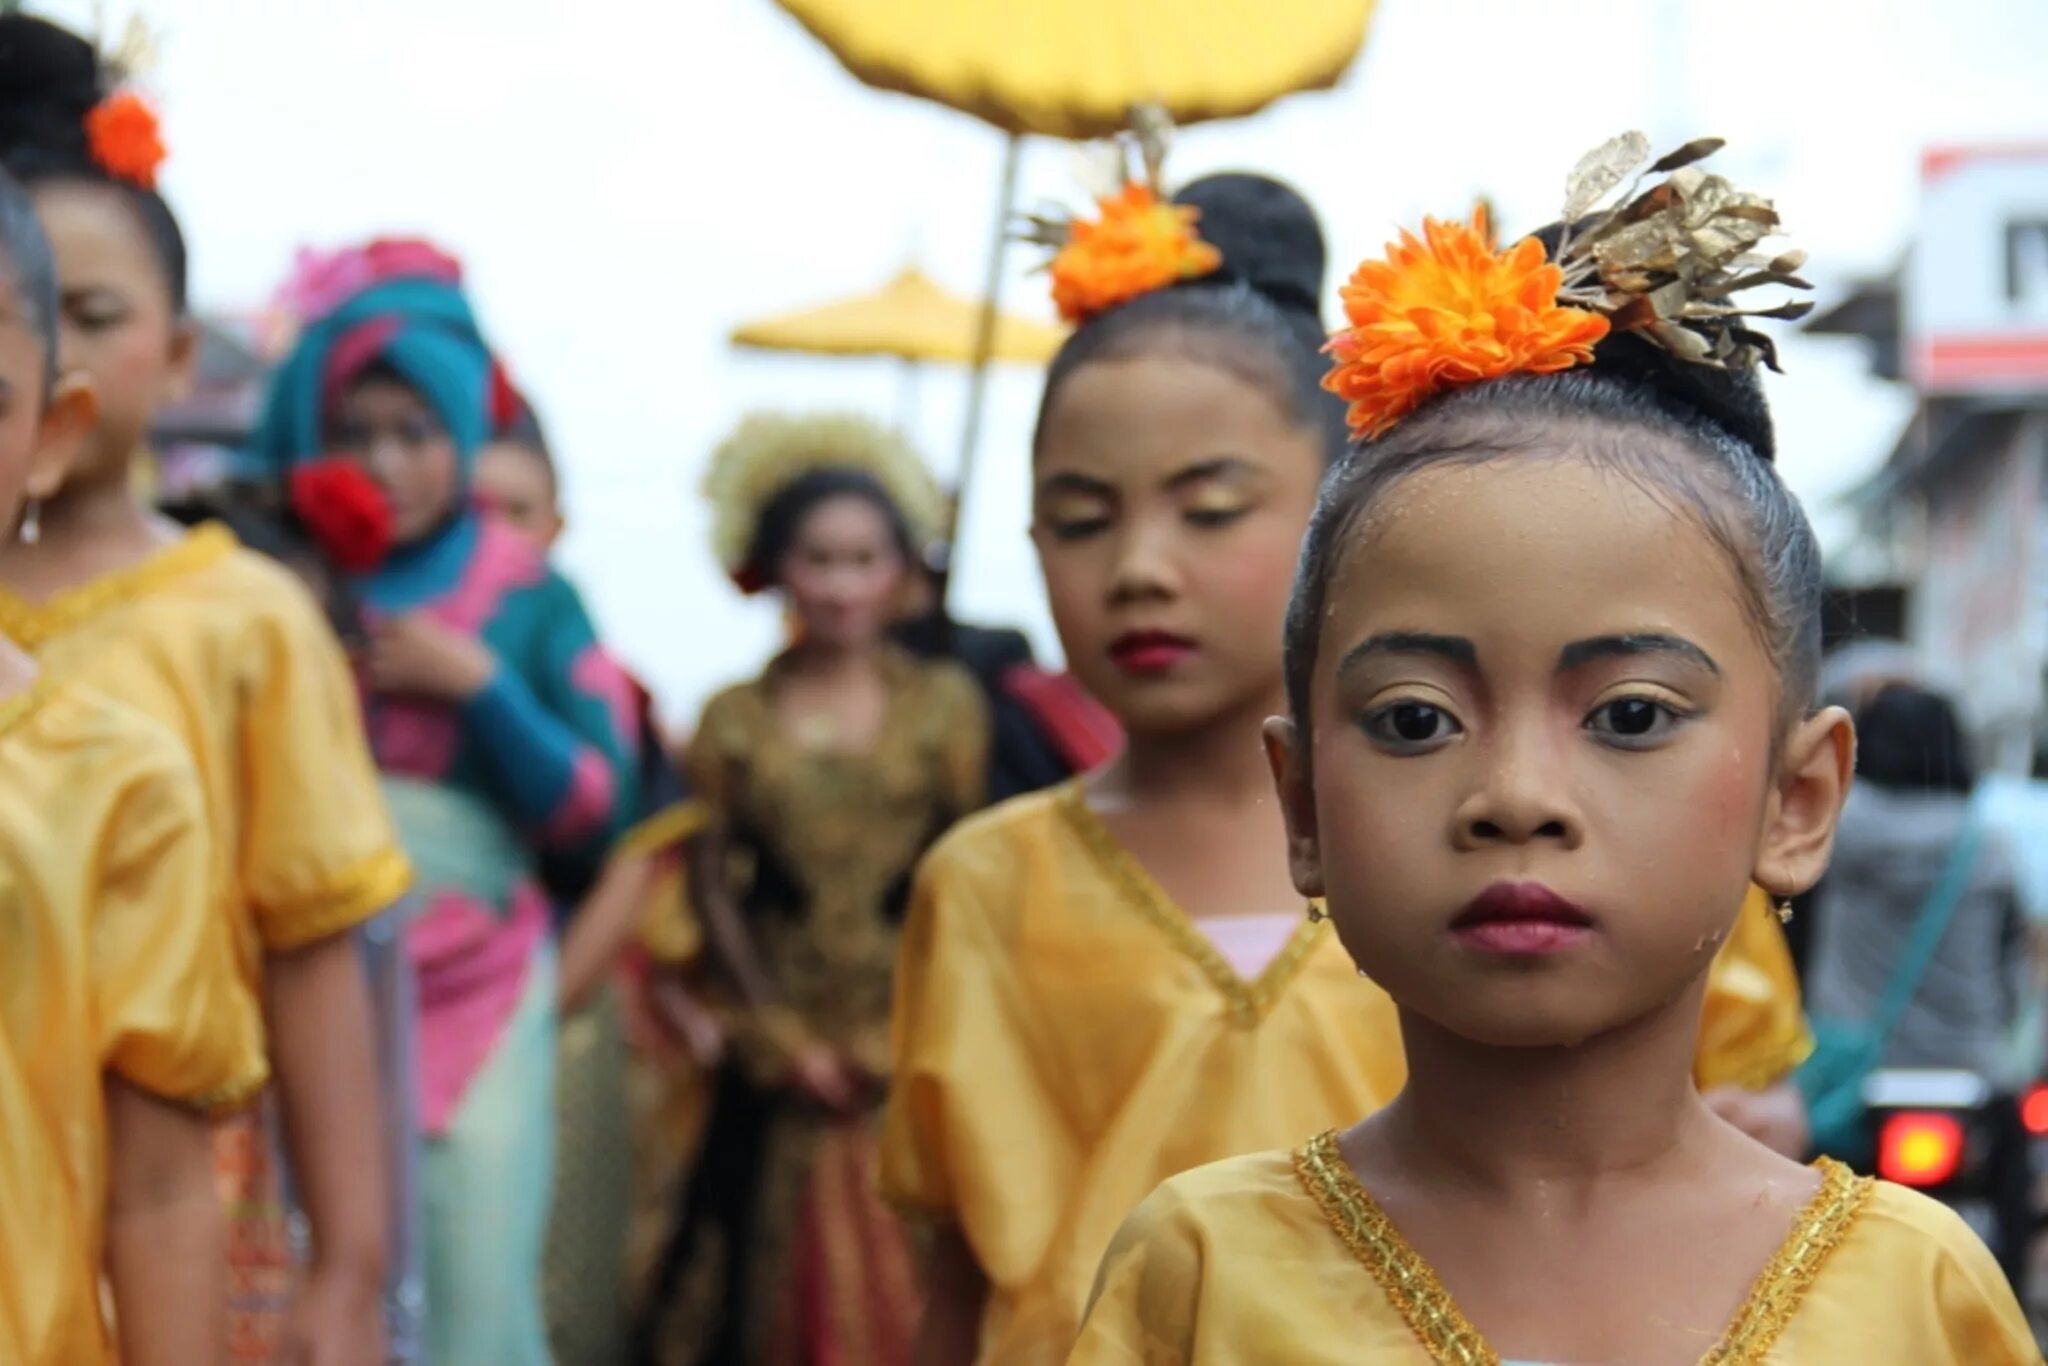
[0,679,267,1366]
[0,524,411,1360]
[878,783,1813,1365]
[1069,1133,2040,1364]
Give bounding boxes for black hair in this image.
[489,399,556,487]
[1033,171,1347,465]
[0,164,58,388]
[0,15,189,313]
[1855,683,1975,795]
[1282,257,1822,742]
[744,467,917,590]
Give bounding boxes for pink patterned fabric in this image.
[407,885,549,1135]
[431,516,546,634]
[540,747,616,847]
[572,646,640,756]
[372,699,460,780]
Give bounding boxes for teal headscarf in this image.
[247,268,494,479]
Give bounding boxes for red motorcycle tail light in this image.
[2022,1084,2048,1137]
[1877,1111,1966,1187]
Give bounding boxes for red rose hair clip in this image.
[290,458,396,574]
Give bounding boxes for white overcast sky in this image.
[35,0,2048,723]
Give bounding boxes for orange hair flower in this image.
[1323,207,1610,440]
[1048,184,1223,326]
[84,90,166,190]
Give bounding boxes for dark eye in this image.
[1586,697,1681,745]
[1363,701,1462,752]
[1185,507,1247,529]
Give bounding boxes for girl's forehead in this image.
[1325,458,1757,661]
[1038,353,1315,485]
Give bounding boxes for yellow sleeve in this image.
[1695,886,1812,1091]
[1921,1208,2041,1364]
[878,842,1080,1261]
[239,581,411,951]
[95,750,268,1110]
[1066,1182,1203,1365]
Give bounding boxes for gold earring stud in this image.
[1775,898,1795,925]
[1306,900,1326,923]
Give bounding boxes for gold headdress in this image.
[1324,133,1812,440]
[1019,106,1222,325]
[703,411,946,593]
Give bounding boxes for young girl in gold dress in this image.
[1068,137,2037,1364]
[882,141,1820,1365]
[0,165,265,1366]
[0,20,407,1364]
[643,413,988,1365]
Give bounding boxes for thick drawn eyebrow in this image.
[1036,470,1115,499]
[1163,456,1260,491]
[1338,632,1479,676]
[1557,633,1721,677]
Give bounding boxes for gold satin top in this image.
[879,783,1815,1365]
[0,525,411,993]
[1070,1135,2039,1364]
[0,680,266,1366]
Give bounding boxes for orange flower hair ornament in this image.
[1021,107,1223,325]
[84,90,166,190]
[1325,133,1814,441]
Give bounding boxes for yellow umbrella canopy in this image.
[730,266,1066,365]
[774,0,1376,139]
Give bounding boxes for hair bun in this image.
[1527,219,1776,462]
[0,15,102,172]
[1174,172,1327,323]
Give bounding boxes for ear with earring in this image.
[17,498,39,546]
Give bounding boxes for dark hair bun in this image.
[0,16,102,175]
[1529,220,1776,461]
[1174,172,1326,322]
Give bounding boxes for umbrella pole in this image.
[946,130,1024,603]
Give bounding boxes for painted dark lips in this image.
[1451,882,1596,956]
[1108,629,1197,675]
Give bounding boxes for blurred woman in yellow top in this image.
[1070,144,2032,1363]
[880,167,1811,1365]
[0,20,409,1363]
[0,165,264,1366]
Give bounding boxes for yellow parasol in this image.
[775,0,1374,141]
[729,265,1065,366]
[770,0,1378,565]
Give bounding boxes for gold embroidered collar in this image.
[1056,780,1327,1027]
[1293,1129,1871,1366]
[0,523,235,650]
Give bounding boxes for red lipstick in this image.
[1109,630,1196,676]
[1451,882,1596,956]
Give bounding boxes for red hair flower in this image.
[290,458,395,574]
[84,90,167,190]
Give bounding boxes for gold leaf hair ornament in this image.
[1018,105,1223,326]
[1324,133,1813,441]
[703,411,947,595]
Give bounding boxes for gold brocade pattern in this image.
[1294,1131,1874,1366]
[0,522,233,648]
[691,648,987,1079]
[1055,780,1327,1027]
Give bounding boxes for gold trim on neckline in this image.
[1055,780,1327,1027]
[1293,1130,1871,1366]
[0,523,236,649]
